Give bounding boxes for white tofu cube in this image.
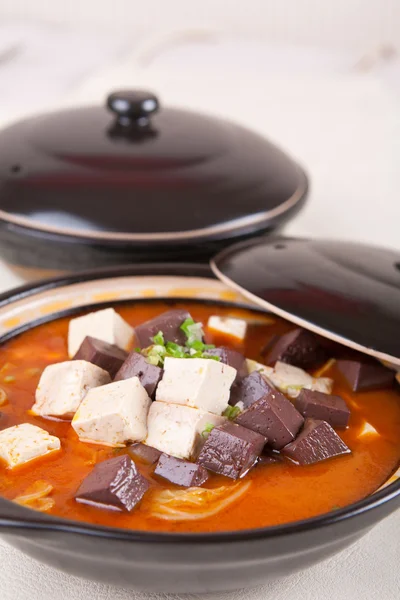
[32,360,111,419]
[269,361,333,399]
[246,358,274,380]
[72,377,151,447]
[68,308,134,358]
[358,422,379,439]
[146,401,227,459]
[0,424,60,469]
[310,377,334,396]
[207,316,247,341]
[156,357,236,415]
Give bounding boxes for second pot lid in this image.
[211,236,400,366]
[0,90,307,246]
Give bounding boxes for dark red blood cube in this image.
[154,454,209,487]
[75,455,149,512]
[134,309,192,348]
[114,351,162,398]
[336,359,394,392]
[197,422,266,480]
[282,419,351,465]
[73,336,128,378]
[206,346,248,383]
[295,389,350,429]
[257,450,283,466]
[127,442,162,465]
[265,328,324,369]
[230,371,274,408]
[235,389,304,450]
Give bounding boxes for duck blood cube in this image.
[114,351,162,398]
[75,454,149,512]
[206,347,248,383]
[235,390,304,450]
[336,359,395,392]
[265,328,324,369]
[257,450,283,466]
[230,371,274,408]
[134,309,192,348]
[295,389,350,429]
[197,422,266,479]
[73,336,128,378]
[154,453,209,487]
[127,442,162,465]
[282,419,351,465]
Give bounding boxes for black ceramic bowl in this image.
[0,264,398,593]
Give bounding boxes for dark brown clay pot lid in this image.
[211,236,400,365]
[0,90,307,248]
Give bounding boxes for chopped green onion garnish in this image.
[151,331,165,346]
[145,355,161,366]
[165,342,187,358]
[201,423,216,438]
[180,318,205,346]
[143,343,167,366]
[189,340,205,351]
[137,320,220,364]
[223,405,241,420]
[190,340,216,352]
[204,423,215,433]
[152,344,166,355]
[180,317,195,335]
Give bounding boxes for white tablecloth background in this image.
[0,25,399,599]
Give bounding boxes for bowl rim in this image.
[0,261,398,544]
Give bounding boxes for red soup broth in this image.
[0,301,399,533]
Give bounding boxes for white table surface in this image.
[0,29,399,599]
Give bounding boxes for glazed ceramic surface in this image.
[212,237,400,366]
[0,264,398,593]
[0,91,308,270]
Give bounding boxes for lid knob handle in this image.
[106,90,159,127]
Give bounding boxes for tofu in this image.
[358,422,379,439]
[72,377,151,447]
[146,401,227,459]
[0,424,60,469]
[156,357,236,415]
[207,316,247,341]
[310,377,334,395]
[269,361,333,399]
[68,308,134,358]
[246,358,274,380]
[32,360,111,419]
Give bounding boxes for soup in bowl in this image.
[0,264,398,592]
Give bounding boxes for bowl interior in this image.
[0,265,398,542]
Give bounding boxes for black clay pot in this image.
[0,90,308,274]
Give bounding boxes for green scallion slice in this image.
[223,405,241,420]
[201,422,216,438]
[151,331,165,346]
[165,342,187,358]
